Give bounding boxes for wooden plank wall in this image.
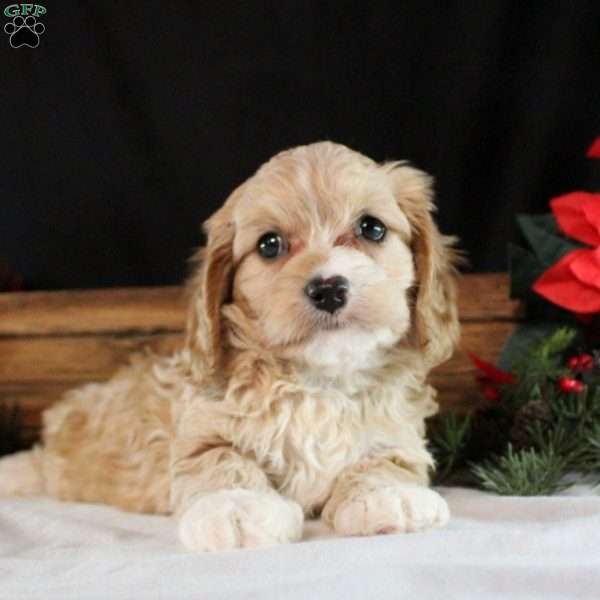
[0,274,522,445]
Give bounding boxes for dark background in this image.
[2,1,599,290]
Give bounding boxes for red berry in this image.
[568,354,594,371]
[482,385,500,402]
[558,377,585,393]
[579,354,594,370]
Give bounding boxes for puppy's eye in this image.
[356,215,386,242]
[257,232,286,259]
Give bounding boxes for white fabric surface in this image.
[1,487,600,600]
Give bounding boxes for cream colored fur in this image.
[0,142,460,552]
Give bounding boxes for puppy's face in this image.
[232,148,415,368]
[188,142,458,375]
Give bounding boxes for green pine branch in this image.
[502,327,577,411]
[429,325,600,496]
[471,445,569,496]
[429,413,472,482]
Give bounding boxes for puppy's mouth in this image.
[313,312,349,331]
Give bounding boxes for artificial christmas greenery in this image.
[504,136,600,371]
[430,327,600,495]
[430,138,600,496]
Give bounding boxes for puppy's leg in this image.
[322,456,449,536]
[172,447,303,552]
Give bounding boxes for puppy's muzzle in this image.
[304,275,349,314]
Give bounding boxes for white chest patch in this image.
[300,326,398,377]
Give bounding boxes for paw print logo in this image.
[4,15,45,48]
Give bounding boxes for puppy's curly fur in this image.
[0,142,460,551]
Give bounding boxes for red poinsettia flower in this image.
[468,352,517,384]
[533,192,600,313]
[550,191,600,246]
[468,352,516,402]
[587,137,600,159]
[533,247,600,313]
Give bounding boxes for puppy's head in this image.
[187,142,459,377]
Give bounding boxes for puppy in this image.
[0,142,460,551]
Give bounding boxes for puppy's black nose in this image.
[304,276,349,314]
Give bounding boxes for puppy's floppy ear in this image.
[386,163,460,369]
[185,194,238,376]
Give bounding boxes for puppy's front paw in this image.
[178,489,304,552]
[327,484,449,536]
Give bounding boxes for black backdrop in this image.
[2,1,599,290]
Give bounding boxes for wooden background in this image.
[0,274,521,446]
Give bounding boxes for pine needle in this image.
[471,444,569,496]
[429,413,472,482]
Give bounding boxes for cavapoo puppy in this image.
[0,141,459,551]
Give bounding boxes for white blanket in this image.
[1,487,599,600]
